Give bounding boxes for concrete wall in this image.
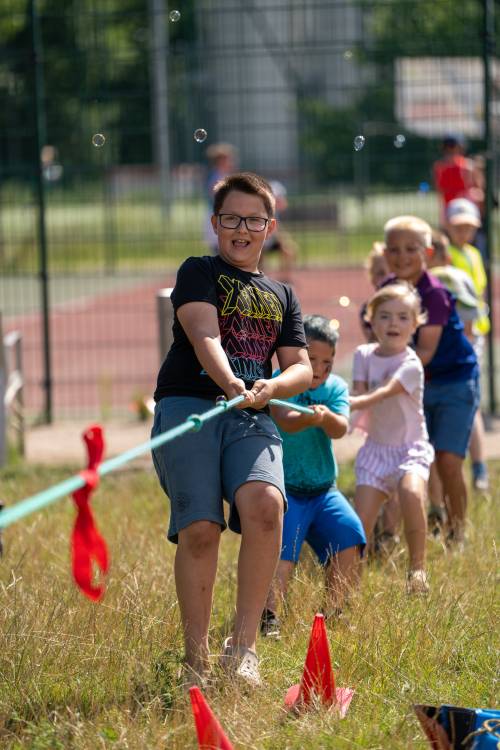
[197,0,365,178]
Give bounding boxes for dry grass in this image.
[0,461,498,749]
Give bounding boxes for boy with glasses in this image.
[151,172,312,688]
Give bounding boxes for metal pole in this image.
[482,0,497,415]
[31,0,52,423]
[156,288,174,362]
[14,333,25,457]
[149,0,170,213]
[0,313,6,467]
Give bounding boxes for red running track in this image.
[4,266,499,419]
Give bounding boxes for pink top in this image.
[352,344,429,446]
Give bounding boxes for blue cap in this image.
[442,133,466,147]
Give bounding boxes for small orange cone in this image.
[189,686,234,750]
[284,613,354,717]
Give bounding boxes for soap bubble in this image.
[169,10,181,22]
[343,49,353,60]
[394,133,406,148]
[353,135,365,152]
[339,296,350,307]
[92,133,106,148]
[329,319,340,331]
[194,128,208,143]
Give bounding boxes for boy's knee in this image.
[180,521,220,558]
[256,491,284,533]
[238,484,284,533]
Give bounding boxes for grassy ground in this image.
[0,460,498,749]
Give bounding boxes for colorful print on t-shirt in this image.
[154,255,307,401]
[217,273,283,384]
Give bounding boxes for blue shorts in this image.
[152,396,286,543]
[280,488,366,565]
[423,376,480,458]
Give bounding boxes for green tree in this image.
[363,0,489,62]
[0,0,198,183]
[301,0,490,188]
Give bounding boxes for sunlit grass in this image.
[0,460,498,748]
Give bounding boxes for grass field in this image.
[0,459,498,749]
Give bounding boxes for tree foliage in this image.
[301,0,491,187]
[0,0,197,183]
[364,0,491,62]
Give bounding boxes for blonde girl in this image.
[350,283,434,594]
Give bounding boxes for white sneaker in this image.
[406,569,430,595]
[220,637,262,687]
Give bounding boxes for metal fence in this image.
[0,0,498,421]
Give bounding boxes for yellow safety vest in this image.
[448,243,490,335]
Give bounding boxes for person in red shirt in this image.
[433,135,482,225]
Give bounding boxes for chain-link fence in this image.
[0,0,498,420]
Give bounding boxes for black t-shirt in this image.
[154,255,307,401]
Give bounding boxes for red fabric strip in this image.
[71,425,109,601]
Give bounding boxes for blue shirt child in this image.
[275,372,350,495]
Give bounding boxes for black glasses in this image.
[217,214,269,232]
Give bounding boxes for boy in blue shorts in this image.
[261,315,366,637]
[151,172,312,688]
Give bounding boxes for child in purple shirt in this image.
[383,215,478,548]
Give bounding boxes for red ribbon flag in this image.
[71,425,109,601]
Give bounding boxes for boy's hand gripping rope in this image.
[216,394,314,416]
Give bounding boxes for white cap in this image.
[446,198,481,228]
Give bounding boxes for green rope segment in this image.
[0,395,245,529]
[0,395,313,530]
[269,398,314,415]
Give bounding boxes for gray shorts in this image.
[151,396,286,543]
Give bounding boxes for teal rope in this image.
[269,398,314,415]
[0,395,245,529]
[0,395,313,530]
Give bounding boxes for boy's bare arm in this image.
[318,407,349,439]
[274,346,313,397]
[415,325,442,365]
[270,403,322,433]
[250,346,312,410]
[270,403,347,438]
[350,377,405,411]
[177,301,254,405]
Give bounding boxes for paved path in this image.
[24,415,500,468]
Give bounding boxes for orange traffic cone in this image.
[284,613,354,717]
[189,686,234,750]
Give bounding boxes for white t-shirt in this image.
[352,343,429,446]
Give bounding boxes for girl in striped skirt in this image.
[350,283,434,595]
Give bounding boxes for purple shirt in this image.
[384,272,477,383]
[416,271,451,326]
